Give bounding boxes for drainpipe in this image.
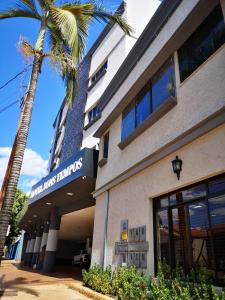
[103,190,110,269]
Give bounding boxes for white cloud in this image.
[0,147,48,191]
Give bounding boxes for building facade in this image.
[19,0,160,273]
[91,0,225,284]
[19,0,225,283]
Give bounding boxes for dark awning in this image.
[20,148,98,230]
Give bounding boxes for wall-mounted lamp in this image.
[171,155,182,180]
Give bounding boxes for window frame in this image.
[153,173,225,284]
[98,131,109,168]
[120,57,176,147]
[88,60,108,91]
[178,5,225,83]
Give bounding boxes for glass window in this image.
[172,207,189,269]
[178,5,225,82]
[208,176,225,194]
[121,59,174,141]
[136,90,151,126]
[154,176,225,282]
[88,106,100,123]
[121,101,135,141]
[209,195,225,273]
[103,132,109,159]
[91,60,108,84]
[188,201,213,269]
[156,210,170,264]
[152,61,175,111]
[182,184,206,201]
[169,194,177,206]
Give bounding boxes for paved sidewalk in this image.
[0,260,90,299]
[1,284,91,300]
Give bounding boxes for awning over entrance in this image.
[20,148,98,230]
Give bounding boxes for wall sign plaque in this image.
[115,222,148,269]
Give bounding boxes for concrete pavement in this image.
[0,260,90,299]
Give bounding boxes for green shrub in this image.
[82,263,225,300]
[112,266,148,300]
[148,263,225,300]
[82,265,113,295]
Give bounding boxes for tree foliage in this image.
[0,0,132,104]
[5,189,28,247]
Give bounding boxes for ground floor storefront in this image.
[19,148,98,274]
[91,123,225,284]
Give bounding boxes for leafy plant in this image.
[4,189,28,247]
[112,266,148,300]
[82,265,113,295]
[83,263,225,300]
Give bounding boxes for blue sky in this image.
[0,0,121,193]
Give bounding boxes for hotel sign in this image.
[30,157,83,199]
[29,148,97,204]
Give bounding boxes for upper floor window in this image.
[103,132,109,159]
[88,105,100,123]
[121,59,175,141]
[89,61,108,89]
[178,5,225,82]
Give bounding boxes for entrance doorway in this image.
[154,174,225,283]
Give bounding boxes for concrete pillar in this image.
[16,230,25,262]
[37,220,49,270]
[42,207,61,273]
[24,236,31,265]
[31,223,43,268]
[28,231,36,267]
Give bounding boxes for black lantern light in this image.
[171,155,182,180]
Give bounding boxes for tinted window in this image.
[178,5,225,82]
[88,106,100,123]
[121,59,174,141]
[103,132,109,159]
[152,61,175,111]
[208,177,225,194]
[136,90,151,126]
[122,102,135,141]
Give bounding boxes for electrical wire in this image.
[0,100,19,114]
[0,64,32,91]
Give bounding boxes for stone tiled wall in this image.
[60,55,91,163]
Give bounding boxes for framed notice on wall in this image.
[120,219,128,242]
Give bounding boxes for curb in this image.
[67,283,114,300]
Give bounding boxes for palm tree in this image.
[0,0,131,260]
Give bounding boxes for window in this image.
[121,59,175,141]
[121,101,135,141]
[90,61,108,86]
[178,5,225,82]
[154,175,225,284]
[136,89,151,127]
[88,105,100,123]
[152,60,175,111]
[103,132,109,159]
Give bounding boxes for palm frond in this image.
[36,0,46,11]
[48,7,79,63]
[35,23,47,52]
[0,3,41,20]
[61,2,133,35]
[19,0,38,14]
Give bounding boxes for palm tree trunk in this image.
[0,53,42,262]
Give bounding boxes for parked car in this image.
[72,250,90,267]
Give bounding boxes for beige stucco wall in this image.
[92,124,225,274]
[96,43,225,189]
[91,193,107,266]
